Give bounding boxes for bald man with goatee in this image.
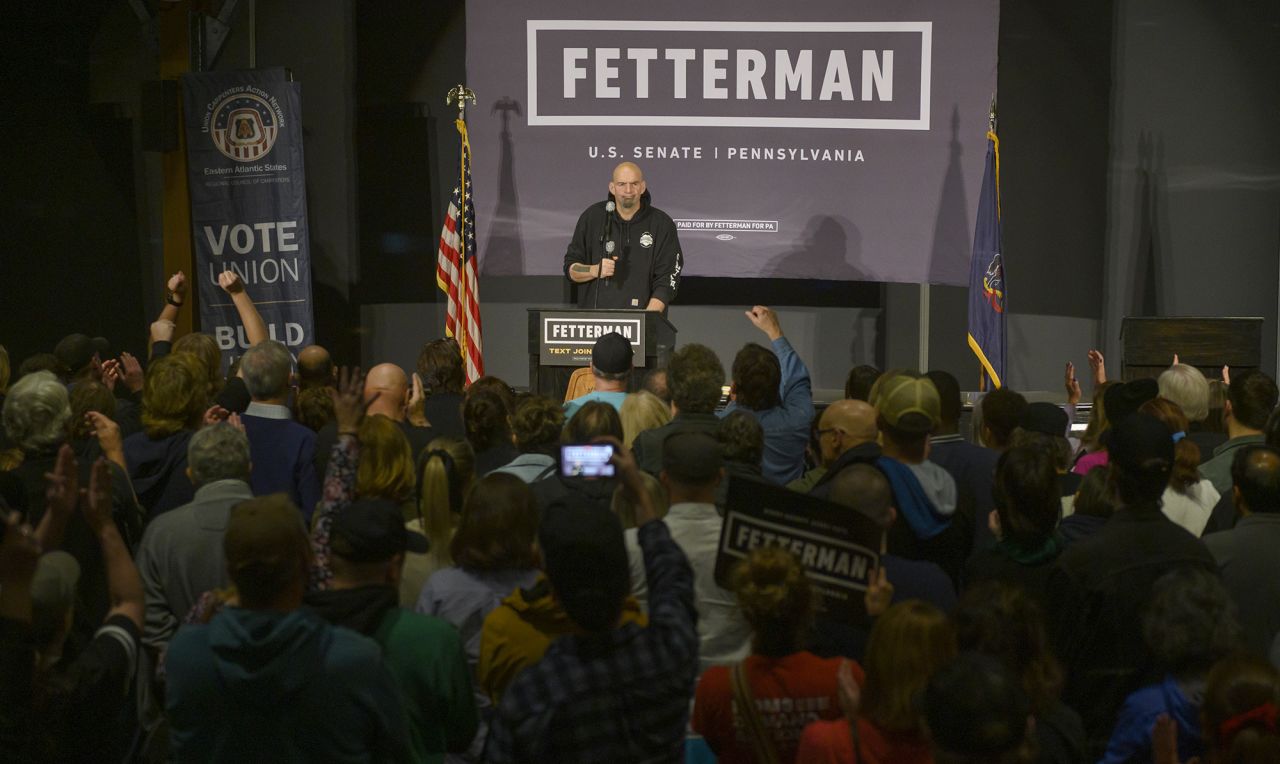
[564,161,684,311]
[806,399,883,500]
[788,399,880,492]
[314,363,435,476]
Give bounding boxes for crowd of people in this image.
[3,272,1280,763]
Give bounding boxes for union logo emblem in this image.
[210,92,279,162]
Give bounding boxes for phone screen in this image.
[561,444,616,478]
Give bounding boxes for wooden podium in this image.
[527,308,677,398]
[1121,316,1263,381]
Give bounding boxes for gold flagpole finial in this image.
[446,85,478,120]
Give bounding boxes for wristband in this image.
[166,292,184,307]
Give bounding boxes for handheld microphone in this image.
[602,199,616,286]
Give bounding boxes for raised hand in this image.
[38,444,79,549]
[988,509,1003,542]
[119,352,144,393]
[836,660,862,721]
[1065,362,1081,406]
[406,372,429,427]
[85,411,124,471]
[202,405,231,427]
[330,367,377,435]
[218,269,245,295]
[167,270,187,296]
[1223,365,1231,385]
[863,566,894,617]
[100,359,121,392]
[1086,349,1106,387]
[745,305,783,341]
[81,458,114,536]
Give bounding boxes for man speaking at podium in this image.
[564,162,683,311]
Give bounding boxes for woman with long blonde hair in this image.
[399,436,476,605]
[620,390,670,448]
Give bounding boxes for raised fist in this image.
[218,270,245,295]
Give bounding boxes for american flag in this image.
[435,117,484,383]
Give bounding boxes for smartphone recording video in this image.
[561,444,615,478]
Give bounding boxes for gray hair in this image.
[1158,364,1210,423]
[239,341,293,400]
[3,371,71,451]
[187,423,251,485]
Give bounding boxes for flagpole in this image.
[980,96,995,392]
[445,84,477,369]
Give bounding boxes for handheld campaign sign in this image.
[716,475,882,623]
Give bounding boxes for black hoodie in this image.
[563,189,683,309]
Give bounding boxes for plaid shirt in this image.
[485,520,699,763]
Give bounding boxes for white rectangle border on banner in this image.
[526,20,932,130]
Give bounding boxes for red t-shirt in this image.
[692,652,858,764]
[797,717,934,764]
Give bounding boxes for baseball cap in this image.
[224,494,309,582]
[31,551,80,618]
[662,430,723,484]
[53,334,109,374]
[876,375,941,431]
[330,498,429,562]
[1020,402,1069,438]
[592,332,634,375]
[539,494,630,632]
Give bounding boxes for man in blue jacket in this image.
[721,306,815,484]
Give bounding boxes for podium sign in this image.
[539,311,645,367]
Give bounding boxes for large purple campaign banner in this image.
[466,0,998,286]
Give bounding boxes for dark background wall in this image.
[2,0,1276,395]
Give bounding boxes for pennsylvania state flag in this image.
[967,130,1006,388]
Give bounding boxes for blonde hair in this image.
[141,353,207,438]
[355,414,415,502]
[861,601,956,732]
[172,333,223,397]
[1080,381,1116,453]
[732,546,814,656]
[620,391,671,448]
[417,436,476,567]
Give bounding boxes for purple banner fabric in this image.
[465,0,998,286]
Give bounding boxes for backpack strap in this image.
[729,661,781,764]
